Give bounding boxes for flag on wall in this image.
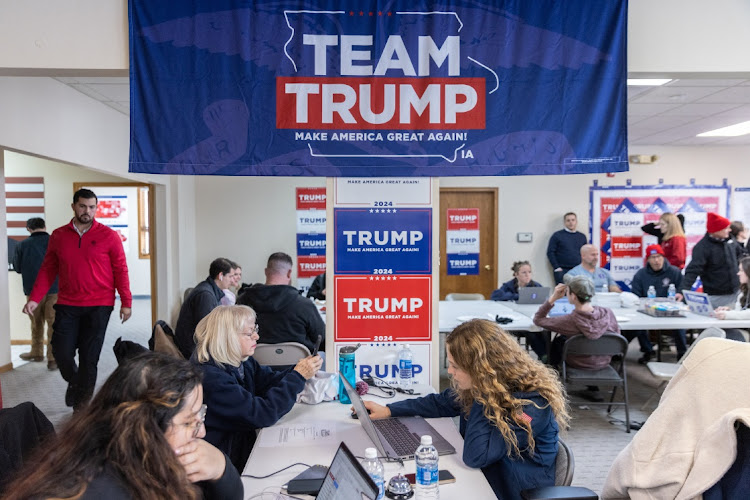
[5,177,44,241]
[128,0,628,177]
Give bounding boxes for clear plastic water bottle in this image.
[362,448,384,500]
[398,344,413,390]
[667,283,677,301]
[647,285,657,306]
[415,435,439,499]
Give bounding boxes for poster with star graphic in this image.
[334,275,431,342]
[334,207,431,274]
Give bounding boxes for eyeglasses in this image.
[243,324,259,337]
[178,404,207,438]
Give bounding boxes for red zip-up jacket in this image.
[29,220,132,308]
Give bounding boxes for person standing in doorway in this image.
[13,217,58,370]
[23,188,132,411]
[547,212,588,284]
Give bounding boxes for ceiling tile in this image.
[627,102,682,116]
[697,86,750,104]
[70,83,108,101]
[87,83,130,102]
[662,102,740,116]
[630,86,726,104]
[665,79,747,88]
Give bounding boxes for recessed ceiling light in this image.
[627,79,672,86]
[697,120,750,137]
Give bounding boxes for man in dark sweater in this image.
[683,213,744,308]
[175,257,235,358]
[628,244,687,362]
[237,252,325,355]
[547,212,588,284]
[13,218,59,370]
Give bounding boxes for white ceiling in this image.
[55,76,750,146]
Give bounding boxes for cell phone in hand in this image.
[312,335,322,356]
[404,470,456,485]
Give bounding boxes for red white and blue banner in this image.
[590,182,730,290]
[128,0,628,177]
[334,208,431,274]
[445,207,480,275]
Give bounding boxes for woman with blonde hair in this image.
[364,319,569,499]
[642,212,686,269]
[192,305,322,470]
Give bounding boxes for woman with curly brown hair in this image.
[364,319,569,500]
[4,352,242,500]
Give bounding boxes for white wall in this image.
[193,176,325,285]
[4,151,146,341]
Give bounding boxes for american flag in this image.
[5,176,44,241]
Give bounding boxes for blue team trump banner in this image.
[129,0,627,177]
[334,208,431,274]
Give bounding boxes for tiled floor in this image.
[1,299,671,495]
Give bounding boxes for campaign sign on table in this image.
[334,342,432,386]
[129,0,627,177]
[334,208,431,274]
[334,275,431,342]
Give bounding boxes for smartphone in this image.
[404,470,456,485]
[286,478,324,495]
[311,334,322,356]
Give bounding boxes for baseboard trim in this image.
[0,362,12,373]
[10,340,31,345]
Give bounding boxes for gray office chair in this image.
[253,342,311,367]
[561,333,631,433]
[520,439,599,499]
[183,287,194,302]
[445,292,484,301]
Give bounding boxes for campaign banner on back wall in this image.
[590,183,730,290]
[446,207,480,275]
[296,187,326,293]
[129,0,628,177]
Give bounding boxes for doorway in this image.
[439,188,498,299]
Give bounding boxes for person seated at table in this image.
[565,244,622,292]
[490,260,543,301]
[642,212,687,269]
[730,220,749,256]
[602,338,750,499]
[363,319,569,500]
[533,275,621,403]
[306,271,326,300]
[237,252,326,354]
[628,244,687,363]
[4,352,243,500]
[491,261,548,360]
[192,305,322,470]
[713,256,750,342]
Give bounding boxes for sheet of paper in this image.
[256,422,338,447]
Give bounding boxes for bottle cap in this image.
[365,448,378,459]
[404,344,410,349]
[420,435,433,445]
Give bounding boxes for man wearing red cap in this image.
[683,213,745,308]
[628,244,687,362]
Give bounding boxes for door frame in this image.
[439,187,499,298]
[73,182,156,326]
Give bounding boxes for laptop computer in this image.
[286,442,379,499]
[341,376,456,461]
[517,287,550,304]
[682,290,713,316]
[548,297,575,317]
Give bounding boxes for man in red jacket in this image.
[23,188,132,410]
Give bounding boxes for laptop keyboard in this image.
[373,418,421,457]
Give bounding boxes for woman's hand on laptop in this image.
[363,401,391,419]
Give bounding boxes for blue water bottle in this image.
[338,345,357,404]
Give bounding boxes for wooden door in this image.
[439,188,498,299]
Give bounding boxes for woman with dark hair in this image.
[4,352,242,500]
[712,257,750,342]
[490,261,543,301]
[193,305,322,470]
[533,275,621,402]
[363,319,569,500]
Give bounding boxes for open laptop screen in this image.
[317,442,379,500]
